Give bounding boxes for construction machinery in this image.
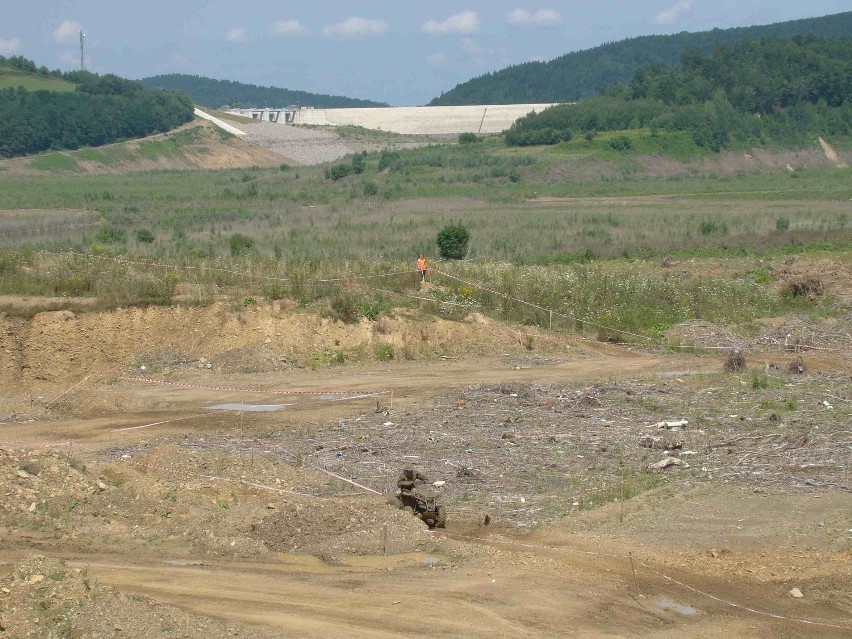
[394,468,446,529]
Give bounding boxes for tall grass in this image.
[0,249,831,339]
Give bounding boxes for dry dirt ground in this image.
[0,302,850,638]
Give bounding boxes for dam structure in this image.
[224,103,558,135]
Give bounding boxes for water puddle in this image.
[655,597,699,616]
[206,403,292,412]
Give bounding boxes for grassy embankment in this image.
[0,67,76,92]
[0,131,848,342]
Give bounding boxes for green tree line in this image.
[138,74,388,109]
[429,11,852,106]
[0,59,194,158]
[505,35,851,150]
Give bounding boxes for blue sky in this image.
[1,1,848,105]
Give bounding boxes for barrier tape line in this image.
[438,532,852,632]
[122,376,390,397]
[111,413,209,433]
[434,269,653,342]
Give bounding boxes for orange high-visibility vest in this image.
[417,258,427,271]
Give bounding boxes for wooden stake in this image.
[629,552,639,594]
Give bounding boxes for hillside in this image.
[0,67,75,92]
[429,11,852,106]
[0,56,194,158]
[138,74,388,109]
[505,36,851,151]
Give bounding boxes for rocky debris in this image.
[638,435,683,450]
[241,121,352,165]
[649,456,689,471]
[655,419,688,430]
[789,587,804,598]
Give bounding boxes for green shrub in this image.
[378,150,400,170]
[363,180,379,196]
[436,224,470,260]
[776,216,791,231]
[95,225,127,244]
[326,164,353,181]
[229,233,255,256]
[374,343,394,361]
[329,293,358,324]
[458,132,480,144]
[136,228,155,243]
[351,153,366,174]
[584,129,597,141]
[608,135,633,151]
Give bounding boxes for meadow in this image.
[0,134,848,341]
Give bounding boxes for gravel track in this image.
[241,122,352,165]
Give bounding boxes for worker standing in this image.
[416,254,428,282]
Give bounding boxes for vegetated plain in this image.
[0,127,849,344]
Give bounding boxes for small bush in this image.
[783,276,823,299]
[327,164,353,181]
[95,225,127,244]
[329,293,358,324]
[751,371,769,390]
[136,228,155,244]
[363,180,379,196]
[374,343,394,361]
[351,153,366,174]
[699,219,728,236]
[229,233,255,256]
[608,135,633,151]
[436,223,470,260]
[786,355,806,374]
[775,216,790,231]
[584,129,597,142]
[458,132,480,144]
[723,349,746,372]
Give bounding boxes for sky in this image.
[1,1,848,105]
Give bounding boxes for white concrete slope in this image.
[194,108,246,136]
[293,104,558,135]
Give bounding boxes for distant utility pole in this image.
[79,30,86,71]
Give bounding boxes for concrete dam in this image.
[224,104,558,135]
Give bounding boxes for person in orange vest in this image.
[416,254,428,282]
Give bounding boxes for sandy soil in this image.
[0,302,850,638]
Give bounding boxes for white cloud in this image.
[53,20,82,43]
[273,20,307,36]
[461,38,485,55]
[322,17,387,37]
[654,0,694,25]
[0,38,21,54]
[427,51,448,67]
[422,11,479,35]
[58,49,79,66]
[226,28,248,43]
[505,9,562,27]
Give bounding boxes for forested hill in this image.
[505,36,851,151]
[138,74,388,109]
[429,11,852,106]
[0,56,193,158]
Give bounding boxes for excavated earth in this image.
[0,301,850,638]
